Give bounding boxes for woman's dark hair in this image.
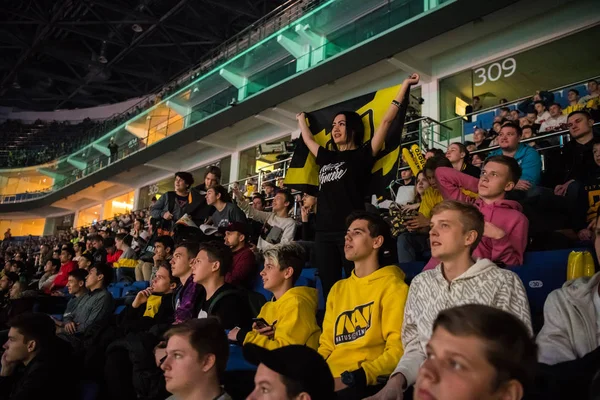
[209,185,232,203]
[414,170,426,203]
[331,111,364,151]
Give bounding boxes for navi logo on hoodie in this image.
[334,302,374,344]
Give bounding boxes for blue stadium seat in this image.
[226,343,256,371]
[573,84,588,97]
[107,285,122,298]
[553,91,567,108]
[114,282,131,289]
[300,267,317,282]
[131,281,150,290]
[114,305,126,314]
[463,121,479,134]
[123,281,151,297]
[294,275,315,288]
[399,261,426,283]
[511,248,588,322]
[476,110,495,129]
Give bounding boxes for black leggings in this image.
[315,231,354,301]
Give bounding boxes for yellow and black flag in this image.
[284,84,409,197]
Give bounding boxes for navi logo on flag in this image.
[333,302,374,345]
[284,85,409,197]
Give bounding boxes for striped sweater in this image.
[393,258,532,387]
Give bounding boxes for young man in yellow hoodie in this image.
[227,243,321,350]
[318,211,409,399]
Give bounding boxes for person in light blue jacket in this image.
[488,122,542,192]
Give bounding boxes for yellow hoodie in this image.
[243,286,321,350]
[318,265,408,385]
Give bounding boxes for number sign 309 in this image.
[473,58,517,87]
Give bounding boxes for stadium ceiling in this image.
[0,0,284,111]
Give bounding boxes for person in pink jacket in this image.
[422,155,529,270]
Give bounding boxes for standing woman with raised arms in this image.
[296,73,420,297]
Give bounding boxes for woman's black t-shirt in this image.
[315,143,374,232]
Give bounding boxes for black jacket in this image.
[0,339,75,400]
[151,186,215,227]
[119,292,176,334]
[558,137,598,183]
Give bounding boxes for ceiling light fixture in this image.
[132,24,143,33]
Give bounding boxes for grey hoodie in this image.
[393,258,532,387]
[536,271,600,365]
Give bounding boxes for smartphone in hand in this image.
[252,318,269,329]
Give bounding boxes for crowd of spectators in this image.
[0,96,160,169]
[0,74,599,400]
[464,79,600,158]
[0,60,226,171]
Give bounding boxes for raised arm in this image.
[296,112,321,157]
[371,74,420,156]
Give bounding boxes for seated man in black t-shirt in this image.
[575,137,600,240]
[190,241,253,330]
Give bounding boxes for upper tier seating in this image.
[463,83,589,134]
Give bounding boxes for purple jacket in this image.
[174,275,201,324]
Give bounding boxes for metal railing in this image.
[470,122,600,157]
[165,0,317,90]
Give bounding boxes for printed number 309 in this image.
[473,58,517,87]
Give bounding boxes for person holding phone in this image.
[227,243,321,350]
